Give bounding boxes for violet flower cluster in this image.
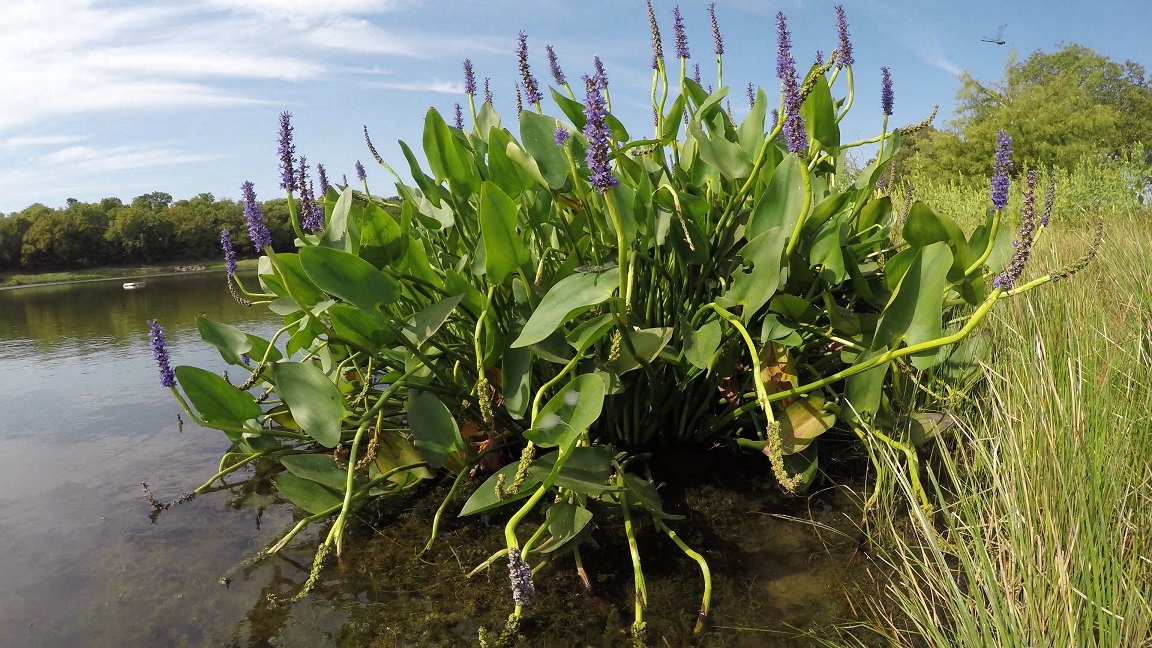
[709,2,723,55]
[220,229,237,278]
[994,169,1038,290]
[148,320,176,388]
[454,103,463,130]
[507,548,535,606]
[463,58,476,97]
[298,157,324,233]
[516,31,542,105]
[991,130,1012,210]
[836,6,853,68]
[554,126,570,147]
[583,73,618,194]
[278,111,296,192]
[646,0,664,70]
[776,12,807,153]
[355,160,367,183]
[747,82,755,109]
[317,163,330,197]
[1042,178,1055,227]
[693,63,701,85]
[241,181,271,252]
[881,67,894,116]
[546,45,566,86]
[594,56,608,89]
[484,77,492,104]
[673,5,690,60]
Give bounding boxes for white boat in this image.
[123,281,146,290]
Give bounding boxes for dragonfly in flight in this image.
[982,24,1007,45]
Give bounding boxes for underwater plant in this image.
[144,5,1099,645]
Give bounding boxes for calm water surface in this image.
[0,273,345,646]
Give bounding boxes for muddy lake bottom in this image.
[274,448,888,648]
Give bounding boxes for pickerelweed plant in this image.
[145,5,1101,645]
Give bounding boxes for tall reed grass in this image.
[857,169,1152,646]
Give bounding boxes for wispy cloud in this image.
[377,79,466,94]
[0,135,90,150]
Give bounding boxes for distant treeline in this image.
[1,192,300,271]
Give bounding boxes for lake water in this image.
[0,272,876,647]
[0,273,347,646]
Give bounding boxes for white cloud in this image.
[0,135,89,150]
[35,144,219,174]
[377,79,465,94]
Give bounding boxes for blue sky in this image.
[1,0,1148,214]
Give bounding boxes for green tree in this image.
[903,44,1152,182]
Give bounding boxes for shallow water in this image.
[0,273,880,647]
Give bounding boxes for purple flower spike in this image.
[583,74,618,194]
[507,548,536,606]
[517,31,543,105]
[546,45,566,86]
[594,56,608,89]
[148,320,176,388]
[709,3,724,56]
[646,0,664,70]
[355,160,367,183]
[747,82,755,109]
[298,157,324,233]
[1042,178,1055,227]
[554,126,570,147]
[278,111,296,192]
[317,163,330,197]
[484,77,492,104]
[776,12,807,153]
[881,67,894,116]
[835,6,854,68]
[220,229,237,279]
[673,5,690,60]
[991,130,1012,210]
[815,50,824,66]
[994,169,1038,290]
[693,63,701,85]
[463,58,476,96]
[241,181,271,252]
[454,102,463,130]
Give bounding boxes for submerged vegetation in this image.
[132,4,1138,646]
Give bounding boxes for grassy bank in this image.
[0,258,261,288]
[855,178,1152,645]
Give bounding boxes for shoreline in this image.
[0,259,260,291]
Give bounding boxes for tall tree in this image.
[901,44,1152,182]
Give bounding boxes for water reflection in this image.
[0,273,339,646]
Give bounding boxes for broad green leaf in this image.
[486,128,533,198]
[280,454,349,492]
[524,373,606,447]
[903,202,972,281]
[175,365,262,431]
[271,253,324,308]
[551,88,587,131]
[319,186,357,252]
[661,94,688,142]
[407,390,464,469]
[683,319,722,370]
[716,226,788,320]
[502,346,533,420]
[530,446,617,497]
[520,111,569,190]
[799,73,840,153]
[270,361,346,448]
[874,242,953,369]
[371,432,434,487]
[479,181,531,284]
[610,327,674,374]
[400,294,463,347]
[845,347,889,421]
[810,217,847,285]
[747,154,805,242]
[803,189,853,236]
[737,87,768,159]
[274,472,343,515]
[423,108,478,197]
[358,202,405,267]
[511,268,620,348]
[777,396,836,455]
[689,122,753,180]
[298,246,401,316]
[505,140,550,189]
[244,334,283,364]
[566,313,617,353]
[398,140,444,208]
[475,102,502,140]
[196,316,252,366]
[535,503,594,554]
[460,457,544,516]
[328,303,393,351]
[622,474,684,520]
